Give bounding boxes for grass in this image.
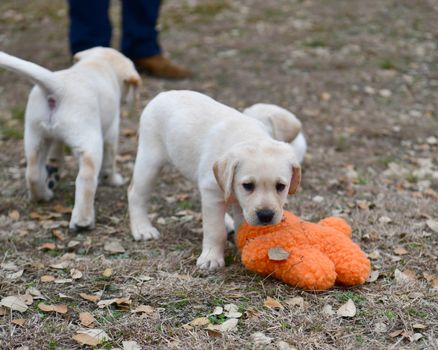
[304,39,327,48]
[0,126,23,139]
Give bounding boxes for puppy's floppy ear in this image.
[288,162,301,195]
[124,73,142,113]
[213,154,239,203]
[268,112,302,143]
[73,52,83,63]
[124,73,142,88]
[73,47,94,62]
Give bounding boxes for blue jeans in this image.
[68,0,161,59]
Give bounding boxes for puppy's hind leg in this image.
[101,118,124,186]
[25,128,53,202]
[69,138,102,231]
[128,143,164,240]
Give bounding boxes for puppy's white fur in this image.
[128,90,302,270]
[0,47,141,230]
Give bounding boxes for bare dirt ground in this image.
[0,0,437,349]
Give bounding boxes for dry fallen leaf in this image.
[30,212,44,220]
[20,294,33,306]
[52,229,65,241]
[123,341,141,350]
[73,329,110,346]
[59,293,73,299]
[9,209,20,220]
[98,297,131,309]
[79,312,95,327]
[212,306,223,315]
[285,297,304,308]
[251,332,273,346]
[393,247,408,256]
[426,219,438,232]
[264,296,283,309]
[0,296,28,313]
[6,269,24,280]
[412,323,427,329]
[72,333,100,347]
[368,250,381,260]
[394,269,415,284]
[54,278,73,284]
[50,261,70,269]
[367,270,380,283]
[11,318,26,326]
[206,318,238,334]
[71,268,83,280]
[131,304,155,314]
[389,329,403,338]
[102,268,113,277]
[337,299,356,317]
[276,341,298,350]
[0,306,7,316]
[52,204,72,214]
[40,275,56,283]
[67,240,80,248]
[38,243,56,251]
[189,316,210,326]
[38,303,68,314]
[79,293,101,303]
[322,304,335,316]
[104,241,125,254]
[268,247,289,261]
[224,303,242,318]
[403,269,417,279]
[422,272,434,282]
[378,216,392,224]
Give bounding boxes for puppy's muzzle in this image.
[256,209,275,225]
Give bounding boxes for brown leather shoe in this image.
[133,54,192,79]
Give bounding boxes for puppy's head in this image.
[213,141,301,226]
[243,103,302,143]
[74,47,141,94]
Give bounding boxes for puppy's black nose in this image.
[256,209,275,224]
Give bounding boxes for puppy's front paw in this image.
[102,173,125,187]
[197,252,225,271]
[69,215,95,232]
[29,188,54,202]
[110,173,125,187]
[131,225,160,241]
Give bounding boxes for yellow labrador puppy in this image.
[0,47,141,231]
[128,90,302,270]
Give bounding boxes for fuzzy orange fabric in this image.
[237,211,370,291]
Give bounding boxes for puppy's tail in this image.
[0,51,62,96]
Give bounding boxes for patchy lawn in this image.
[0,0,437,349]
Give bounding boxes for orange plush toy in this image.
[236,211,371,290]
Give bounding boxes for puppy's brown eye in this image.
[242,182,255,192]
[276,183,286,192]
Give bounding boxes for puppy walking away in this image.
[0,47,141,230]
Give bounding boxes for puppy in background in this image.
[0,47,141,231]
[243,103,307,163]
[128,90,302,270]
